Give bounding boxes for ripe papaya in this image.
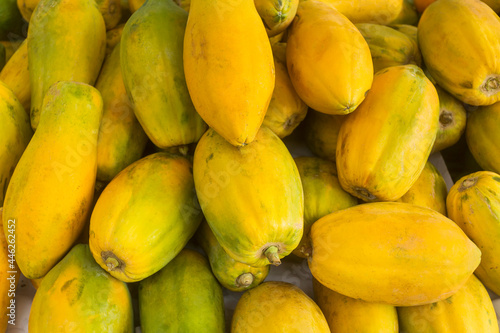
[184,0,274,146]
[139,249,225,333]
[95,42,148,183]
[128,0,144,12]
[196,221,269,292]
[96,0,121,30]
[3,81,102,279]
[231,281,330,332]
[193,127,303,267]
[316,0,405,25]
[89,152,203,282]
[0,39,30,112]
[303,111,345,161]
[28,0,106,130]
[286,0,372,115]
[418,0,500,105]
[17,0,39,22]
[28,244,134,332]
[121,0,206,149]
[447,171,500,296]
[336,65,439,202]
[254,0,298,37]
[387,0,418,26]
[309,202,481,306]
[261,42,307,139]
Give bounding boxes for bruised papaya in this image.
[28,244,134,332]
[28,0,106,130]
[254,0,298,37]
[0,39,30,112]
[3,82,102,279]
[194,127,303,267]
[303,110,345,161]
[121,0,206,149]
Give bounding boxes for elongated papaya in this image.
[0,81,32,205]
[313,278,398,333]
[398,275,498,332]
[336,65,439,202]
[28,244,134,332]
[28,0,106,130]
[3,81,102,279]
[96,42,148,183]
[89,152,203,282]
[286,0,372,115]
[121,0,206,149]
[193,127,303,267]
[447,171,500,296]
[418,0,500,105]
[139,249,225,332]
[303,111,345,161]
[184,0,274,146]
[196,221,269,292]
[232,281,330,332]
[254,0,298,37]
[309,202,481,306]
[0,39,30,112]
[262,42,307,139]
[293,156,357,257]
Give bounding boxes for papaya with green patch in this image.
[254,0,298,37]
[0,39,31,112]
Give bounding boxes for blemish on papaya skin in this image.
[61,278,77,292]
[460,81,473,89]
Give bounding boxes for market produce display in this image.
[2,0,500,331]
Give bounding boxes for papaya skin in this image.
[254,0,298,37]
[0,39,30,113]
[315,0,405,25]
[3,81,103,279]
[303,111,344,161]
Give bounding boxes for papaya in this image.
[17,0,38,22]
[447,171,500,296]
[121,0,206,149]
[196,221,269,292]
[184,0,274,146]
[416,0,500,13]
[418,0,500,106]
[139,249,225,333]
[387,0,419,26]
[254,0,298,37]
[316,0,405,25]
[269,30,285,45]
[336,65,439,202]
[96,42,148,183]
[0,0,23,39]
[303,110,344,161]
[286,0,373,115]
[466,101,500,174]
[398,275,499,332]
[28,244,134,332]
[193,127,303,267]
[89,152,203,282]
[313,278,398,333]
[309,202,481,306]
[3,81,102,279]
[96,0,121,30]
[0,45,5,71]
[28,0,106,130]
[128,0,144,12]
[174,0,190,11]
[0,81,32,205]
[293,156,357,258]
[30,277,42,290]
[0,208,19,333]
[387,24,422,68]
[431,86,467,153]
[231,281,330,332]
[396,161,448,215]
[105,23,124,56]
[355,23,420,73]
[0,40,24,62]
[262,42,307,139]
[0,39,30,112]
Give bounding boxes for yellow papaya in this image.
[447,171,500,296]
[196,221,269,292]
[418,0,500,105]
[17,0,38,22]
[432,85,467,153]
[416,0,500,13]
[28,0,106,130]
[336,65,439,202]
[254,0,298,37]
[96,42,148,183]
[316,0,405,25]
[128,0,144,12]
[184,0,274,146]
[262,42,307,139]
[397,161,448,215]
[398,275,499,332]
[89,152,203,282]
[309,202,481,306]
[105,23,124,56]
[387,0,419,26]
[466,101,500,174]
[293,156,357,258]
[193,127,303,267]
[175,0,190,11]
[3,81,103,279]
[313,278,398,333]
[96,0,121,30]
[0,40,24,63]
[387,24,423,70]
[0,39,30,112]
[286,0,373,115]
[121,0,206,149]
[28,244,134,332]
[0,81,32,205]
[303,110,344,161]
